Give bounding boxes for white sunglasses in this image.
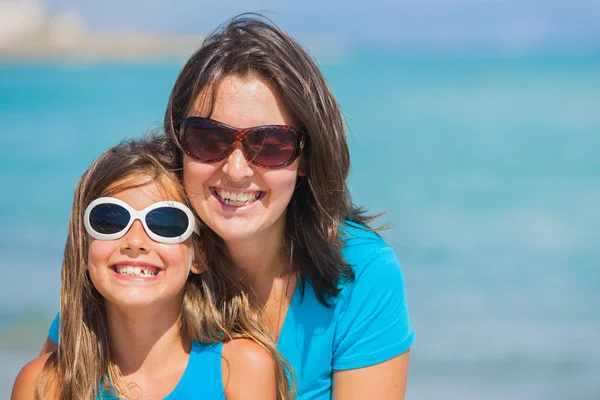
[84,197,199,244]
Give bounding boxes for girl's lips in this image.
[109,262,164,282]
[109,267,164,282]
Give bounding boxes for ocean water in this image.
[1,50,599,398]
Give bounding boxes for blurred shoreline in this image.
[3,1,597,63]
[0,33,205,61]
[0,1,204,60]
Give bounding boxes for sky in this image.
[41,0,600,47]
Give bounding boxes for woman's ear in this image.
[297,155,307,177]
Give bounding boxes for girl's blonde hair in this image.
[37,134,294,399]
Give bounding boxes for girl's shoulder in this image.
[11,353,55,400]
[164,339,276,399]
[222,338,274,371]
[221,338,277,399]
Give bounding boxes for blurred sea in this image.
[1,50,599,398]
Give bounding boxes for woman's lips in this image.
[211,187,264,208]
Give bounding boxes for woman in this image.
[42,14,415,399]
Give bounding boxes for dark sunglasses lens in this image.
[89,204,130,234]
[146,207,189,238]
[246,129,296,167]
[184,123,231,162]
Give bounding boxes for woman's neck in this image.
[106,300,191,376]
[225,221,292,307]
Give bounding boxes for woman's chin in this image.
[213,223,260,243]
[209,214,287,245]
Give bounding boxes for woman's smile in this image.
[210,187,265,209]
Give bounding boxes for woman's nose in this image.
[222,144,254,182]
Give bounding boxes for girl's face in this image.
[87,176,200,310]
[183,75,304,245]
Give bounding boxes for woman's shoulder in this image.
[331,223,415,367]
[11,353,54,400]
[340,220,399,278]
[341,220,383,242]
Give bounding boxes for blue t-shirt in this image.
[99,341,224,399]
[49,222,415,399]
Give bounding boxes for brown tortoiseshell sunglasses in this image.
[181,117,306,169]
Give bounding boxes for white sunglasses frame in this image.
[84,197,199,244]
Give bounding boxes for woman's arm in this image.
[39,336,58,356]
[222,338,277,400]
[333,350,410,399]
[11,353,52,400]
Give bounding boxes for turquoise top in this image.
[99,341,224,400]
[50,222,415,399]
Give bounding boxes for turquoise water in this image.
[1,51,599,398]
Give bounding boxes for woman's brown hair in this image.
[37,135,293,399]
[164,13,376,306]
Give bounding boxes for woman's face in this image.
[183,75,304,245]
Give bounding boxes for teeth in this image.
[114,265,160,277]
[214,189,261,207]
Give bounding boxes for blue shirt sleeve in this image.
[332,234,415,370]
[48,312,60,344]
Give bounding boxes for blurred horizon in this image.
[41,0,600,48]
[2,0,599,62]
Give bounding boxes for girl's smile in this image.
[109,261,164,281]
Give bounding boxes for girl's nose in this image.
[121,220,150,253]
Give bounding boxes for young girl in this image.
[12,136,292,399]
